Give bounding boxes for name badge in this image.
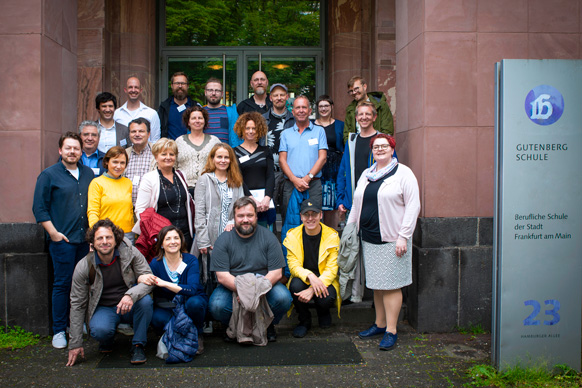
[176,261,187,275]
[120,139,127,147]
[177,104,186,113]
[308,138,318,146]
[239,155,250,164]
[132,175,141,186]
[92,168,100,175]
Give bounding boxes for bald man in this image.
[114,76,161,142]
[237,71,273,115]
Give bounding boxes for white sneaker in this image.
[203,321,213,334]
[52,331,67,349]
[116,323,134,336]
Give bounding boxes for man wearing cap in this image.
[262,83,295,210]
[237,71,272,115]
[283,199,341,338]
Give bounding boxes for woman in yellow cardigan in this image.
[88,146,135,243]
[283,199,341,338]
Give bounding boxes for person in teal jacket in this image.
[343,76,394,142]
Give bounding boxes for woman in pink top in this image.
[347,133,420,351]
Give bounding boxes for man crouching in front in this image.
[66,218,154,366]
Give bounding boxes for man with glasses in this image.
[343,76,393,141]
[114,76,161,142]
[203,77,239,145]
[237,71,273,115]
[158,72,201,140]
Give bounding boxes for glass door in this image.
[160,51,323,108]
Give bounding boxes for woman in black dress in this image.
[313,95,344,227]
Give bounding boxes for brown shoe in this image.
[196,334,204,355]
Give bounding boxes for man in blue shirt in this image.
[32,132,94,349]
[279,96,328,224]
[157,72,201,140]
[78,120,105,176]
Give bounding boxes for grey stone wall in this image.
[0,223,50,335]
[407,217,493,333]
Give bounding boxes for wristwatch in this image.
[308,173,314,179]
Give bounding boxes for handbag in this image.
[175,169,196,234]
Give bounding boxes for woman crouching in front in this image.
[139,225,208,354]
[347,133,420,351]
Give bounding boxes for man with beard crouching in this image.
[208,197,292,342]
[67,219,154,366]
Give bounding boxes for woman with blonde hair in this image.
[133,138,194,250]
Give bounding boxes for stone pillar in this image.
[328,0,396,122]
[0,0,78,334]
[396,0,582,332]
[77,0,157,123]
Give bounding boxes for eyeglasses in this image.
[318,104,331,109]
[347,86,361,95]
[172,82,187,86]
[301,212,321,218]
[372,144,391,151]
[205,89,222,94]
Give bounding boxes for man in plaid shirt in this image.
[124,118,154,205]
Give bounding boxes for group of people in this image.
[32,70,420,366]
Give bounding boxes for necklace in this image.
[159,171,181,214]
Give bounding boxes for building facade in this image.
[1,0,581,333]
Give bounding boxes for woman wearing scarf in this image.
[347,133,420,351]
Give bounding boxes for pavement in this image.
[0,302,491,388]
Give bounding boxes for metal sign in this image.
[493,59,582,371]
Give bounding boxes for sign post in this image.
[493,59,581,371]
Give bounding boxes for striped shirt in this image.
[204,105,229,144]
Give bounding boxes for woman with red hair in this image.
[347,133,420,351]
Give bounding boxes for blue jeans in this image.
[151,295,207,334]
[89,295,153,346]
[48,240,90,334]
[209,283,292,325]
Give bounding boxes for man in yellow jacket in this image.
[283,200,341,338]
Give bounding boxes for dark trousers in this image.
[281,178,323,225]
[289,277,336,326]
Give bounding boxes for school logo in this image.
[524,85,564,126]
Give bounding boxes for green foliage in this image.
[0,325,40,350]
[455,323,487,335]
[466,363,582,387]
[165,0,321,47]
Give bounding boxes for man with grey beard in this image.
[237,71,273,115]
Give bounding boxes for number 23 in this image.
[523,299,560,326]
